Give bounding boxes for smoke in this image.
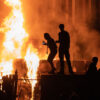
[70,24,100,60]
[0,0,100,99]
[13,59,28,78]
[21,0,100,67]
[0,0,100,67]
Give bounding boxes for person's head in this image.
[59,24,64,31]
[92,57,98,65]
[44,33,50,40]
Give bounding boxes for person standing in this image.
[56,24,73,75]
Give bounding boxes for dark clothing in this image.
[58,30,73,74]
[87,62,97,75]
[59,31,70,49]
[47,38,57,53]
[86,62,98,99]
[48,51,57,62]
[48,50,57,72]
[47,38,57,72]
[59,48,72,74]
[59,48,70,60]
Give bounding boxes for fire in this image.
[25,44,39,99]
[0,0,39,99]
[0,0,25,78]
[0,60,13,76]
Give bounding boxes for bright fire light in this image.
[0,0,39,99]
[25,44,39,99]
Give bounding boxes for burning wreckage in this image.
[0,0,100,100]
[0,60,100,100]
[0,58,40,100]
[0,68,40,100]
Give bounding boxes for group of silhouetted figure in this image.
[42,24,100,100]
[43,24,99,76]
[43,24,73,75]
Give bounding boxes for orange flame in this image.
[25,44,39,99]
[0,0,28,76]
[0,0,39,99]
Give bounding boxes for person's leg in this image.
[65,50,73,74]
[59,48,64,74]
[48,52,56,73]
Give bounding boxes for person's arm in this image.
[42,41,47,45]
[55,33,60,43]
[55,40,59,43]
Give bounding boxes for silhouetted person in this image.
[87,57,98,76]
[86,57,98,99]
[56,24,73,74]
[43,33,57,74]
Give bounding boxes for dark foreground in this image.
[0,74,100,100]
[40,75,100,100]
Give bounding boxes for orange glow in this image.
[0,60,13,77]
[25,44,39,99]
[0,0,28,76]
[0,0,39,99]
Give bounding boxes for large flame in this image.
[25,44,39,99]
[0,0,39,99]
